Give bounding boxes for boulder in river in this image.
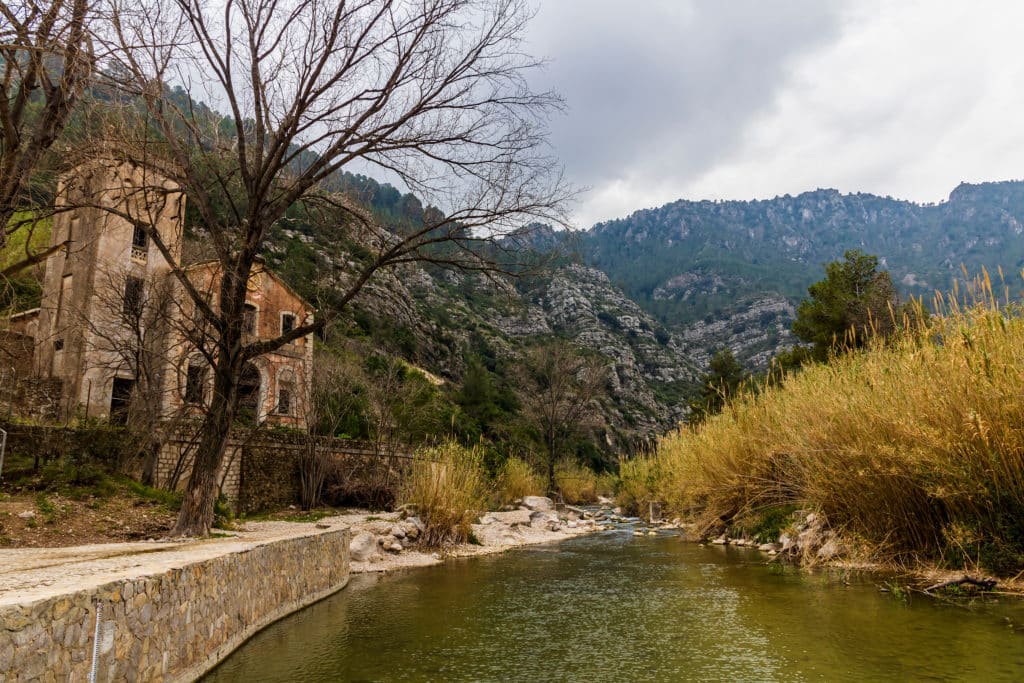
[350,531,381,562]
[521,496,556,512]
[529,510,561,531]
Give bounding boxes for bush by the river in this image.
[493,457,546,505]
[401,441,487,546]
[626,275,1024,575]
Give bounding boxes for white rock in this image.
[472,523,522,546]
[521,496,555,512]
[711,536,727,545]
[528,510,561,531]
[566,520,578,529]
[390,525,406,539]
[17,511,35,520]
[349,531,380,562]
[485,509,532,526]
[816,539,844,561]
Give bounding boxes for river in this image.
[205,529,1024,681]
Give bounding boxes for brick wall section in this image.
[0,528,350,682]
[1,421,414,513]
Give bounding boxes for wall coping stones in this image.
[0,523,350,682]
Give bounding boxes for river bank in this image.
[0,524,351,682]
[338,496,609,573]
[0,498,604,681]
[206,528,1024,682]
[676,508,1024,598]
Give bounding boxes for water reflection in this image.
[206,532,1024,682]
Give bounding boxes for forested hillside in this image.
[581,182,1024,365]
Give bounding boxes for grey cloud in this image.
[527,1,847,223]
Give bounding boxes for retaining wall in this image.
[0,528,350,682]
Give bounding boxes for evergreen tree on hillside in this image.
[792,250,898,362]
[688,349,748,423]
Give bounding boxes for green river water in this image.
[205,530,1024,682]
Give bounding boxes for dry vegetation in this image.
[0,455,179,548]
[493,457,546,505]
[400,442,488,546]
[623,273,1024,576]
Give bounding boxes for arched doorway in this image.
[236,362,261,426]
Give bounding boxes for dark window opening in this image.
[281,313,296,336]
[53,339,64,351]
[236,363,261,426]
[132,225,148,249]
[276,382,292,415]
[185,363,206,404]
[110,377,134,425]
[123,276,144,319]
[242,303,258,335]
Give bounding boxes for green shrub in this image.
[617,455,660,516]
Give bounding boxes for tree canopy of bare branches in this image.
[96,0,571,535]
[1,0,94,277]
[522,341,608,491]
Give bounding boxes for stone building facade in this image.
[12,160,314,429]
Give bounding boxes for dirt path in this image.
[0,509,601,608]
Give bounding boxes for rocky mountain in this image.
[259,172,1024,448]
[580,181,1024,365]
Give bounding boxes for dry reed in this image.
[401,441,487,546]
[628,271,1024,574]
[493,457,546,504]
[554,459,600,504]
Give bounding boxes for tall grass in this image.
[493,457,546,505]
[400,441,487,546]
[630,273,1024,575]
[554,459,600,504]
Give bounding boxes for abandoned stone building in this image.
[4,160,314,429]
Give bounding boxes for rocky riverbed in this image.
[341,496,612,573]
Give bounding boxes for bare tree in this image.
[95,0,570,535]
[298,349,366,509]
[522,341,608,492]
[0,0,94,277]
[72,265,195,475]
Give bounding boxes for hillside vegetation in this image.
[582,182,1024,365]
[622,272,1024,576]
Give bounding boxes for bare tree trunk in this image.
[546,436,557,494]
[172,351,237,535]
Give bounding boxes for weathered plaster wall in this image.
[0,528,350,682]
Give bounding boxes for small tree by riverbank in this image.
[624,273,1024,576]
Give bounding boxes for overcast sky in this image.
[524,1,1024,230]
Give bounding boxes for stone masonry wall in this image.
[0,528,350,682]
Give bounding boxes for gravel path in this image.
[0,521,339,607]
[0,509,599,608]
